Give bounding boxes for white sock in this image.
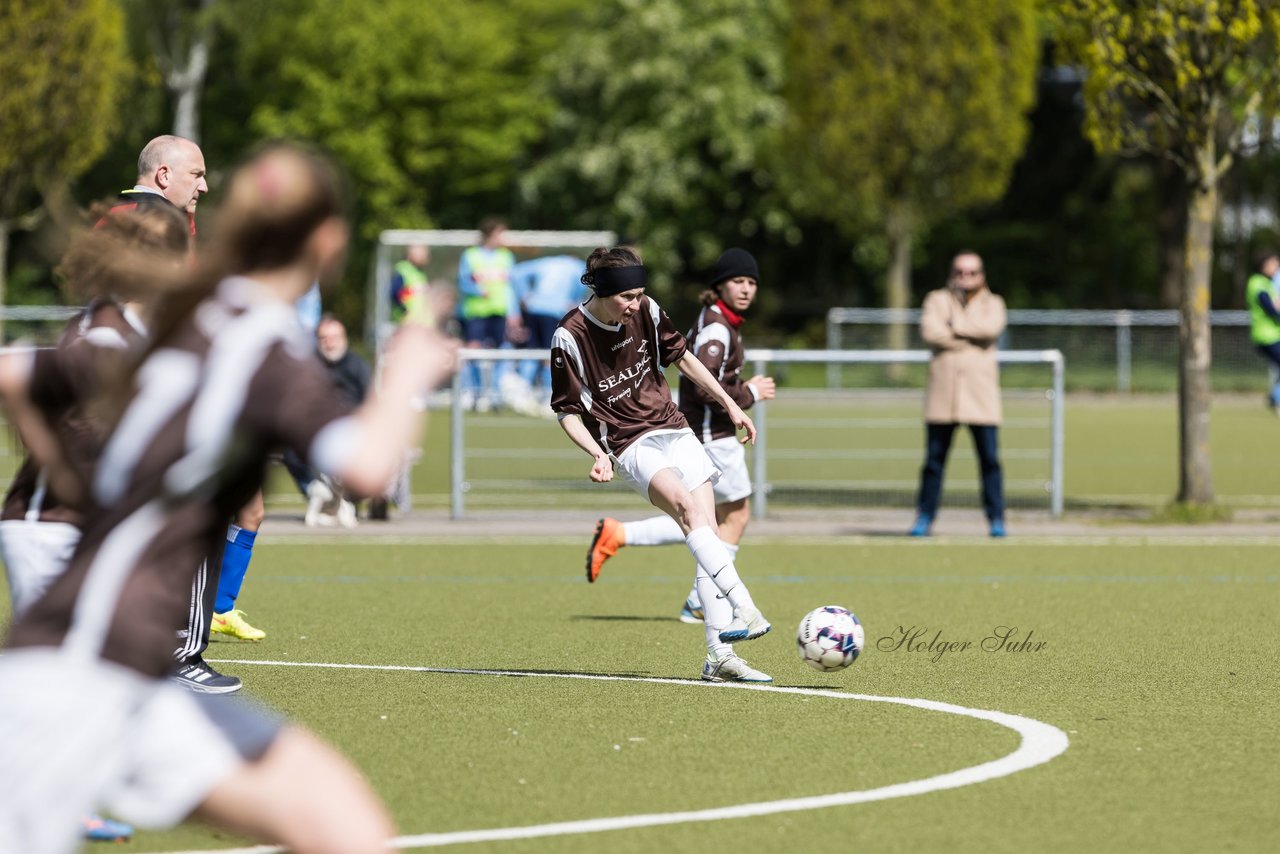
[696,569,734,660]
[684,527,754,612]
[623,515,685,546]
[687,543,735,610]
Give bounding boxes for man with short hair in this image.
[284,315,373,527]
[114,135,209,233]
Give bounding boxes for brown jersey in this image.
[550,295,688,456]
[2,300,146,526]
[678,303,756,443]
[5,277,354,677]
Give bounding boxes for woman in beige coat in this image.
[910,251,1008,537]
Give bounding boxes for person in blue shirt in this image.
[511,255,588,397]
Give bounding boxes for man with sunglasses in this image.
[909,251,1008,538]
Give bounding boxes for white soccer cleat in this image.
[678,595,705,624]
[701,653,772,683]
[304,480,334,527]
[336,499,358,529]
[718,606,771,643]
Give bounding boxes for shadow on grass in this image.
[570,614,681,623]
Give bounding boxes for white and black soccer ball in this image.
[796,605,865,672]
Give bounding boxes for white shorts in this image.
[0,519,81,617]
[614,428,720,499]
[703,436,752,503]
[0,649,282,854]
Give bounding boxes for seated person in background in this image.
[283,314,373,526]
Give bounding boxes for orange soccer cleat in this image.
[585,517,624,583]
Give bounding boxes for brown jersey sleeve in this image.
[649,298,688,367]
[687,325,755,411]
[243,342,354,463]
[549,326,586,417]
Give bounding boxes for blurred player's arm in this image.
[0,347,82,503]
[313,325,458,496]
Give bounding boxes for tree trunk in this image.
[884,203,914,380]
[169,31,210,142]
[1156,160,1187,309]
[1176,166,1216,504]
[163,0,214,143]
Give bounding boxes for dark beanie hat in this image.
[708,248,760,288]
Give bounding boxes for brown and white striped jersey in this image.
[678,303,757,443]
[2,299,146,526]
[550,296,689,456]
[5,277,355,677]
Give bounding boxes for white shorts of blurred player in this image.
[0,520,81,618]
[0,648,281,854]
[702,436,752,504]
[614,428,721,499]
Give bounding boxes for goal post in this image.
[368,229,617,352]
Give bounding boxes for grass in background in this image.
[3,538,1270,853]
[393,391,1280,515]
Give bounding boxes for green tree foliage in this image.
[780,0,1039,342]
[224,0,578,240]
[520,0,791,294]
[0,0,131,320]
[1052,0,1280,504]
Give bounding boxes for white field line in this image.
[255,534,1280,547]
[165,660,1070,854]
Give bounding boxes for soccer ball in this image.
[796,606,865,672]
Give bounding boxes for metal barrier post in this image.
[1050,351,1065,517]
[826,311,842,390]
[1116,310,1132,393]
[751,357,769,518]
[450,364,465,519]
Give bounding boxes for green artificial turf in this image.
[11,537,1267,854]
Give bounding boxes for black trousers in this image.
[915,423,1005,522]
[174,534,226,664]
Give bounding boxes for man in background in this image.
[1247,250,1280,413]
[113,134,208,234]
[511,254,588,410]
[457,218,519,411]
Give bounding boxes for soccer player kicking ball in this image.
[550,246,772,683]
[585,248,775,627]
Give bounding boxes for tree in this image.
[1053,0,1280,504]
[779,0,1039,351]
[0,0,131,333]
[520,0,791,293]
[226,0,577,240]
[123,0,217,142]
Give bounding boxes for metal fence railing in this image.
[826,307,1255,393]
[449,348,1065,520]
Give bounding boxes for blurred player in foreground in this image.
[0,142,457,854]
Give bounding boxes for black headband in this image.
[589,264,647,296]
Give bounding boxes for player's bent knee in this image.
[198,727,394,854]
